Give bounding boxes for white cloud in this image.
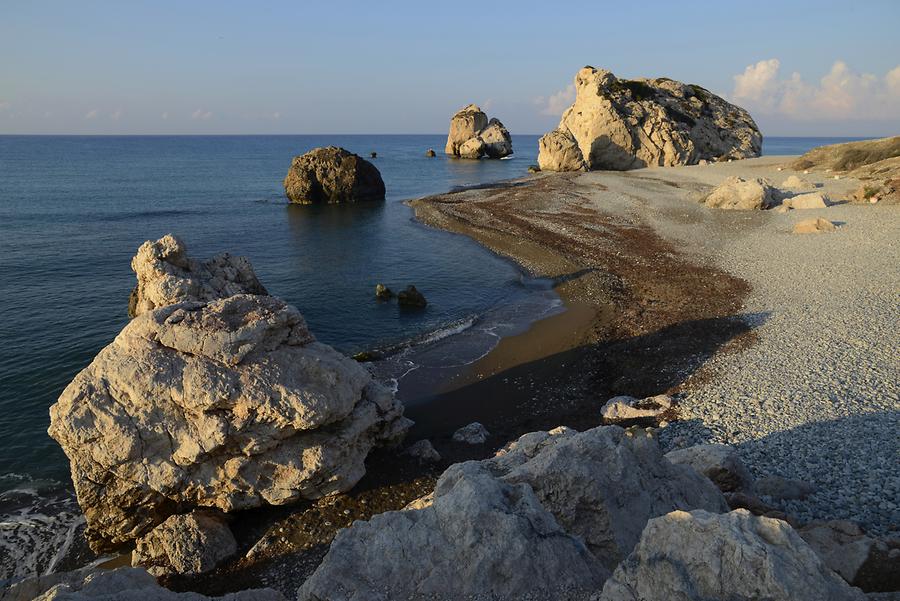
[161,111,169,120]
[732,59,900,120]
[84,109,99,120]
[535,84,576,117]
[191,109,213,120]
[111,109,123,121]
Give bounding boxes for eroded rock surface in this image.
[129,235,267,317]
[48,293,410,551]
[665,443,754,493]
[600,394,672,422]
[794,217,837,234]
[283,146,385,204]
[297,461,608,601]
[600,509,866,601]
[537,128,586,172]
[132,510,236,576]
[445,105,512,159]
[541,66,760,171]
[703,175,777,210]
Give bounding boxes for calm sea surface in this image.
[0,134,868,489]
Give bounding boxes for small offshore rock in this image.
[527,164,541,173]
[283,146,385,204]
[601,394,672,422]
[351,350,380,362]
[369,151,376,158]
[445,105,512,159]
[374,283,393,300]
[794,217,837,234]
[397,285,427,307]
[756,475,816,500]
[425,148,436,157]
[132,510,235,576]
[703,176,777,210]
[599,509,866,601]
[403,439,441,463]
[452,422,490,444]
[665,443,754,493]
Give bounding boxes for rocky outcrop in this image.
[129,235,267,317]
[791,135,900,173]
[283,146,385,204]
[297,461,608,601]
[488,426,727,568]
[49,291,411,551]
[2,567,285,601]
[665,444,754,493]
[794,217,837,234]
[537,128,586,172]
[540,66,760,171]
[703,176,777,210]
[600,509,866,601]
[445,105,513,159]
[132,510,235,576]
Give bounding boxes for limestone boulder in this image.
[548,66,760,170]
[799,520,900,590]
[665,443,754,493]
[129,235,267,317]
[403,439,441,463]
[132,510,236,576]
[283,146,385,204]
[782,174,816,191]
[537,128,586,172]
[600,394,672,422]
[452,422,489,444]
[297,461,609,601]
[48,293,411,551]
[784,192,831,209]
[704,176,777,210]
[794,218,837,234]
[600,509,866,601]
[488,426,728,569]
[3,567,285,601]
[445,105,513,159]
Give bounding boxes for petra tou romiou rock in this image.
[129,234,267,317]
[1,566,286,601]
[48,237,411,552]
[444,104,513,159]
[283,146,385,204]
[297,426,729,600]
[537,66,761,171]
[599,510,866,601]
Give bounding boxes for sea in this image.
[0,134,870,578]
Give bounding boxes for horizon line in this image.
[0,133,881,139]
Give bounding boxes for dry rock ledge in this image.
[444,104,513,159]
[48,236,411,552]
[538,66,761,171]
[283,146,385,204]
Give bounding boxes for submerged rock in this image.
[599,509,865,601]
[541,66,760,171]
[283,146,385,204]
[49,290,411,551]
[703,176,777,210]
[537,128,586,172]
[132,510,235,576]
[297,461,609,601]
[445,105,513,159]
[129,235,267,318]
[374,283,393,300]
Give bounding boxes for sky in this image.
[1,0,899,137]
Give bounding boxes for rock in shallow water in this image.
[283,146,385,204]
[445,105,512,159]
[599,509,866,601]
[48,292,411,551]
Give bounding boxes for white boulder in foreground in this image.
[784,192,831,209]
[132,510,235,576]
[2,567,285,601]
[129,234,267,317]
[49,239,411,551]
[600,509,865,601]
[445,104,512,159]
[537,128,586,172]
[703,176,777,210]
[539,66,760,171]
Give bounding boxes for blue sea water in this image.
[0,134,867,491]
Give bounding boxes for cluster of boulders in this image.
[47,236,411,569]
[445,104,513,159]
[283,146,385,204]
[297,425,875,600]
[537,66,761,172]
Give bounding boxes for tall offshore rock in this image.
[48,237,411,551]
[445,104,513,159]
[538,66,762,171]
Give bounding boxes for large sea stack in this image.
[445,104,513,159]
[283,146,385,204]
[48,236,411,552]
[538,66,762,171]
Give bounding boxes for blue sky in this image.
[2,0,899,136]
